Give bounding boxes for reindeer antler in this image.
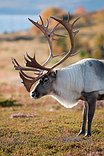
[12,52,50,92]
[50,13,80,69]
[28,16,66,65]
[12,13,80,92]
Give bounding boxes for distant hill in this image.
[31,7,104,34]
[31,7,67,34]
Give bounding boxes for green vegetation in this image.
[0,97,104,156]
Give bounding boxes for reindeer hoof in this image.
[77,130,86,136]
[84,133,91,137]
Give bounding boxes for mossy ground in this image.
[0,95,104,156]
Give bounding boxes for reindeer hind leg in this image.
[81,91,97,137]
[86,96,96,136]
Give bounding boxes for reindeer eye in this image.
[44,77,49,82]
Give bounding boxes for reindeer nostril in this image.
[30,91,40,98]
[31,91,36,98]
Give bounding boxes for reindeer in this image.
[12,13,104,136]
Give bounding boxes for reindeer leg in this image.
[86,96,96,136]
[78,101,88,136]
[81,91,97,136]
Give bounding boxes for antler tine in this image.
[67,12,71,22]
[19,71,35,92]
[20,70,36,79]
[53,33,67,38]
[24,52,50,71]
[45,19,49,28]
[71,16,80,28]
[28,18,44,34]
[20,70,43,79]
[19,69,45,92]
[39,15,44,25]
[25,52,33,60]
[12,57,41,72]
[49,13,79,70]
[12,57,20,69]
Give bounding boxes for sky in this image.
[0,0,104,14]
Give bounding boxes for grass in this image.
[0,95,104,156]
[0,99,21,107]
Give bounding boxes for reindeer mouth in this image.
[30,91,40,99]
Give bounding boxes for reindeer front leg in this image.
[78,101,88,136]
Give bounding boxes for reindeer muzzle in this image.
[30,90,40,99]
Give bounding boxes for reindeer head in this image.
[12,13,80,99]
[30,71,57,99]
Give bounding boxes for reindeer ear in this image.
[50,70,57,78]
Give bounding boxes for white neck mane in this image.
[51,64,84,108]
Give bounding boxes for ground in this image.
[0,83,104,156]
